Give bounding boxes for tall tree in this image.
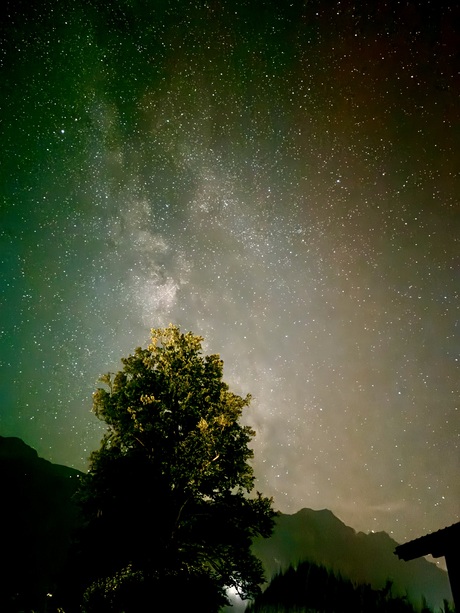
[71,325,275,612]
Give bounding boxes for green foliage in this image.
[246,559,425,613]
[71,325,275,612]
[441,599,456,613]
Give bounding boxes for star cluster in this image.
[1,0,458,546]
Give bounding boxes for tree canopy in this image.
[70,325,275,612]
[246,560,429,613]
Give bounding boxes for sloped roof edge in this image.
[395,522,460,560]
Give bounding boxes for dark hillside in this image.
[0,436,83,612]
[252,508,452,610]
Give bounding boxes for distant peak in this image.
[295,507,347,524]
[0,436,38,460]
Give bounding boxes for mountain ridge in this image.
[252,506,452,610]
[0,435,83,612]
[0,436,453,612]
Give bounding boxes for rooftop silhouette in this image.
[395,522,460,611]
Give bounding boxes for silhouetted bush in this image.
[246,559,424,613]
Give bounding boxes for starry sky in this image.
[1,0,458,549]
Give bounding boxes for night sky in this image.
[1,0,459,551]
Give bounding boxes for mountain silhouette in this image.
[0,437,453,612]
[0,436,83,612]
[252,508,452,610]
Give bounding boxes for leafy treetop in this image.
[73,325,275,612]
[93,325,255,497]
